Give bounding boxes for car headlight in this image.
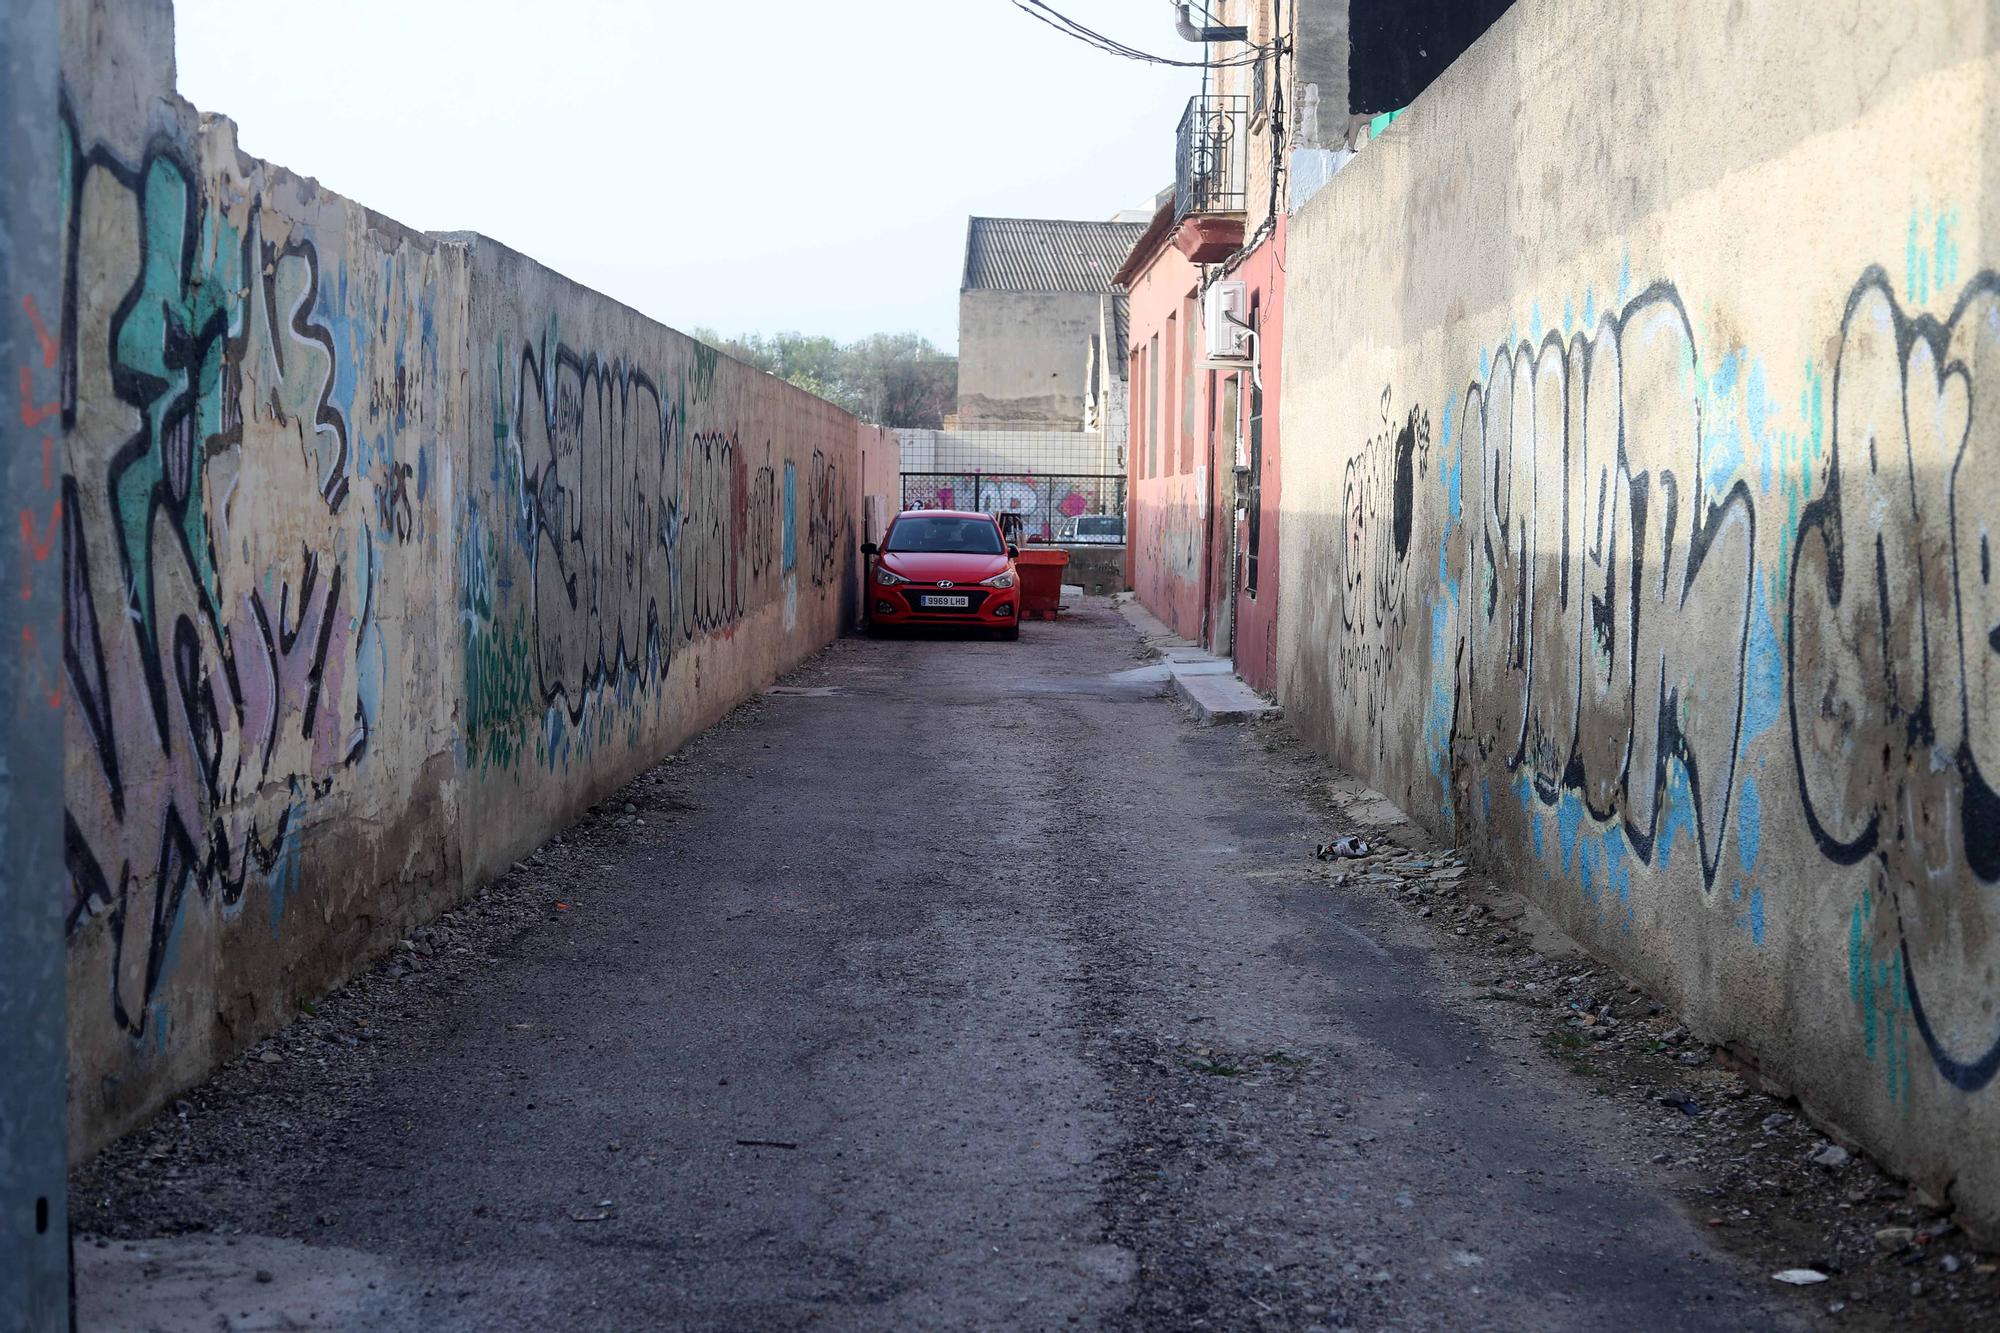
[981,571,1016,589]
[876,566,910,586]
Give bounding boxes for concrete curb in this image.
[1111,594,1280,727]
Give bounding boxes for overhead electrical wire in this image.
[1007,0,1276,69]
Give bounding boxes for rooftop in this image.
[962,217,1149,294]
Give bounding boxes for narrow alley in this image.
[73,602,1818,1331]
[15,3,2000,1329]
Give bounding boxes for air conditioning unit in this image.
[1203,279,1253,361]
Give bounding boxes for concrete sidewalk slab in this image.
[1112,594,1279,726]
[1172,670,1277,725]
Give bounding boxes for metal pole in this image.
[1,1,70,1328]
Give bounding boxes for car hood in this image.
[881,551,1010,583]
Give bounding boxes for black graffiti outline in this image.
[1460,283,1755,892]
[1787,265,2000,1091]
[1331,391,1433,737]
[58,96,359,1035]
[514,338,675,728]
[511,341,794,731]
[240,221,351,513]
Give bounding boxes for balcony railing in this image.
[1175,94,1247,222]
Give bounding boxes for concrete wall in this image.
[4,0,71,1318]
[1055,544,1127,597]
[59,0,468,1150]
[957,289,1104,427]
[1277,0,2000,1234]
[454,238,868,886]
[57,0,885,1156]
[858,419,899,549]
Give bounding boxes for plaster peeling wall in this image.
[957,289,1105,428]
[1134,472,1206,642]
[1278,0,2000,1235]
[58,0,883,1154]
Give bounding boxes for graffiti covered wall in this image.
[1277,0,2000,1234]
[454,239,866,885]
[58,0,881,1153]
[58,3,469,1148]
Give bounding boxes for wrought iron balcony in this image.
[1175,94,1247,222]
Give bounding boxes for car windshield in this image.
[886,516,1004,555]
[1078,517,1121,535]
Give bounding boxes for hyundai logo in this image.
[936,580,954,588]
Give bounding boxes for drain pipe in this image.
[1173,2,1248,44]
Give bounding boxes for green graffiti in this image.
[464,603,534,772]
[1848,894,1915,1105]
[492,334,509,443]
[1905,206,1960,306]
[108,152,244,643]
[690,339,718,400]
[461,521,535,772]
[1764,357,1826,604]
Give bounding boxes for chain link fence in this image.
[900,472,1127,543]
[893,426,1124,476]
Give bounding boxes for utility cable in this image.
[1006,0,1275,69]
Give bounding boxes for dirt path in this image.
[74,598,1827,1330]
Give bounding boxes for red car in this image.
[861,510,1022,639]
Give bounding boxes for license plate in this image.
[919,594,970,608]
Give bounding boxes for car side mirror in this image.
[1007,544,1019,559]
[860,541,879,556]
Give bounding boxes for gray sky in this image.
[173,0,1197,353]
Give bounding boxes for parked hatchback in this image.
[862,510,1021,639]
[1065,513,1125,545]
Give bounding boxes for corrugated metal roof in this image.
[962,217,1149,294]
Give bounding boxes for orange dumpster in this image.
[1015,547,1070,621]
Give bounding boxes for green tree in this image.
[691,328,956,428]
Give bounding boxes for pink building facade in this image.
[1119,208,1284,694]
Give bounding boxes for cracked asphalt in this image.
[73,597,1805,1331]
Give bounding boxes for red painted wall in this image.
[1124,217,1284,692]
[1228,221,1283,694]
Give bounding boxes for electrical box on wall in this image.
[1203,280,1253,361]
